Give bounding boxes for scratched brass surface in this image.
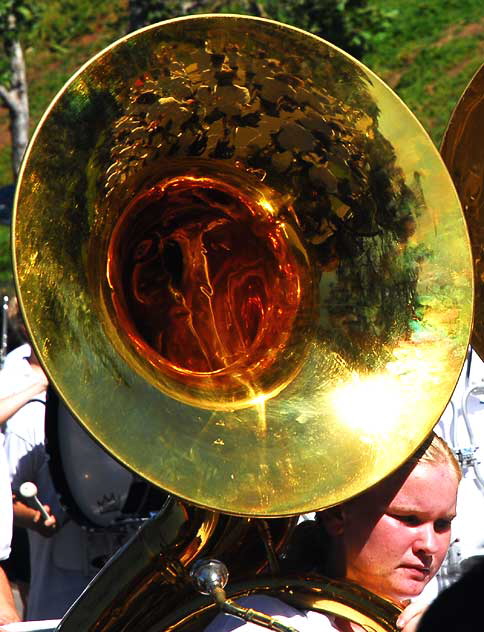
[441,64,484,360]
[13,15,473,516]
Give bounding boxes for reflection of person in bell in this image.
[206,433,460,632]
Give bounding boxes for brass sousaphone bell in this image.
[13,14,473,631]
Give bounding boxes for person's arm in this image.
[0,365,48,425]
[0,567,20,625]
[12,497,57,538]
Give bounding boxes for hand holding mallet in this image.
[19,481,51,522]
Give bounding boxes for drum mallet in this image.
[19,481,51,522]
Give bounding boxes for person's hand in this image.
[396,600,428,632]
[29,363,48,394]
[32,504,58,538]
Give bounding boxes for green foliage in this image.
[0,0,39,39]
[365,0,484,60]
[33,0,123,52]
[0,0,41,84]
[0,0,127,282]
[0,1,39,281]
[363,0,484,144]
[261,0,396,57]
[0,225,12,283]
[127,0,396,58]
[128,0,177,29]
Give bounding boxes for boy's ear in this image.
[317,506,345,536]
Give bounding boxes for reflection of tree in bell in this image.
[100,22,432,372]
[315,156,431,369]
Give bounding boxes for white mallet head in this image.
[19,481,38,499]
[19,481,50,522]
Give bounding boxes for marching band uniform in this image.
[1,344,113,621]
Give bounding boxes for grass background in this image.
[0,0,483,289]
[364,0,483,143]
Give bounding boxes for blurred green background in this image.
[0,0,482,290]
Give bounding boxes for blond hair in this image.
[410,431,461,481]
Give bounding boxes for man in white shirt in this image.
[1,343,103,621]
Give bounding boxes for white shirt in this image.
[0,344,39,396]
[0,344,32,562]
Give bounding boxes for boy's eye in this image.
[389,514,454,532]
[389,514,421,526]
[435,519,452,533]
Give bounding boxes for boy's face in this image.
[340,462,458,602]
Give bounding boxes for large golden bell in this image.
[13,15,473,517]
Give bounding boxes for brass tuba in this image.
[441,63,484,360]
[13,14,473,631]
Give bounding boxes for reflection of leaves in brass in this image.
[98,22,430,370]
[316,162,430,369]
[324,234,433,369]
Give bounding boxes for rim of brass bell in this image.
[441,63,484,361]
[13,14,473,517]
